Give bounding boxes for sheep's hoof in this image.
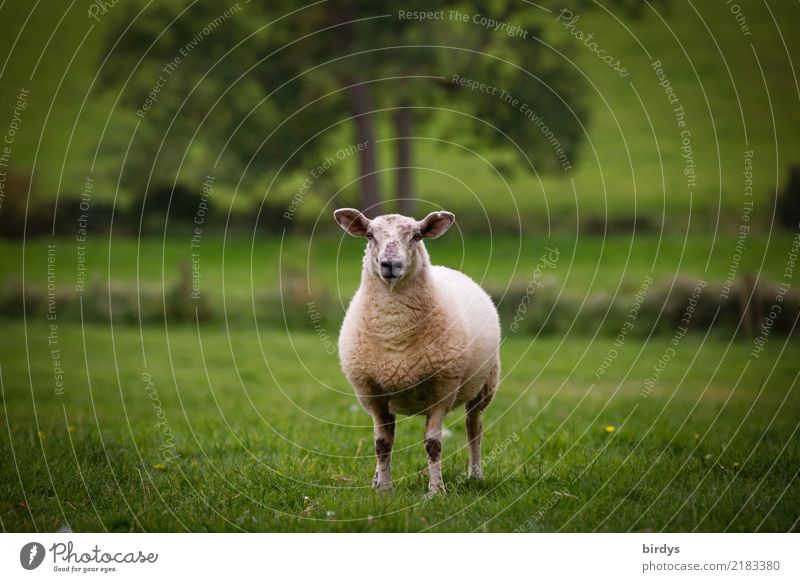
[372,479,393,493]
[468,467,484,481]
[427,481,447,496]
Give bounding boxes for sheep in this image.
[334,208,501,494]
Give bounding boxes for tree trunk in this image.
[394,103,414,216]
[348,81,381,218]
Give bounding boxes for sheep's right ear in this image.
[334,208,371,237]
[418,211,455,239]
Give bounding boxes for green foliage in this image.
[3,0,799,231]
[98,0,595,202]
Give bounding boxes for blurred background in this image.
[1,1,799,532]
[0,0,799,334]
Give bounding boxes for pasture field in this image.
[1,231,797,308]
[1,321,798,532]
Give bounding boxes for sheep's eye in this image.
[412,233,422,241]
[366,232,374,240]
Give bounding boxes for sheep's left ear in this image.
[334,208,371,237]
[418,211,455,239]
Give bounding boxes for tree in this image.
[777,164,800,230]
[99,1,641,220]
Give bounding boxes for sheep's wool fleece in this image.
[339,256,500,416]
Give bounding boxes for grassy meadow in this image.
[1,321,798,532]
[1,230,798,322]
[2,230,798,531]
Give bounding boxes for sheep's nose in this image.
[380,260,403,278]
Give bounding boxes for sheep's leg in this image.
[424,407,446,494]
[466,407,484,480]
[370,404,395,492]
[466,363,498,480]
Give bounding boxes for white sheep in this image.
[334,208,501,494]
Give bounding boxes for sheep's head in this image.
[334,208,455,287]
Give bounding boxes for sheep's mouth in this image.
[380,272,404,289]
[379,268,403,282]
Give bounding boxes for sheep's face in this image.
[334,208,455,287]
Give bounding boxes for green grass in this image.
[1,321,798,532]
[2,231,797,304]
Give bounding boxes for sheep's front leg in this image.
[370,404,395,492]
[424,407,446,494]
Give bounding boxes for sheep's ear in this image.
[418,211,455,239]
[334,208,371,237]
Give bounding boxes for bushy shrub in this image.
[1,271,796,338]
